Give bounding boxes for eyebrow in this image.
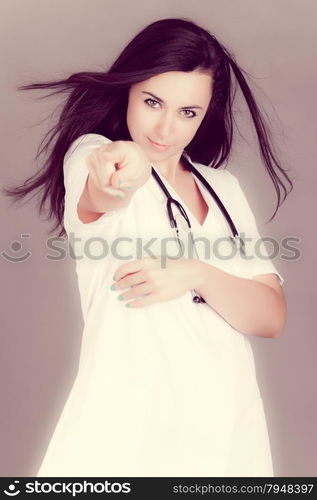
[141,91,204,110]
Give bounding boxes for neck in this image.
[153,154,189,184]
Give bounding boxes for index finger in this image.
[113,259,144,282]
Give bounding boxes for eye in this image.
[144,98,160,108]
[144,98,197,119]
[181,109,197,119]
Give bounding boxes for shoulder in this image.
[191,160,240,189]
[64,133,112,163]
[191,160,255,217]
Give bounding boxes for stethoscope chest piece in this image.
[229,234,246,255]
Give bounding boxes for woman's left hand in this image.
[111,257,203,307]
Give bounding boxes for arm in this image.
[194,260,287,338]
[77,173,135,220]
[77,140,152,222]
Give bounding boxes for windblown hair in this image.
[3,17,292,237]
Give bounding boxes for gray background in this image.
[1,0,316,476]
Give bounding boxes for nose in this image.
[154,111,175,144]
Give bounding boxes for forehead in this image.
[131,71,213,102]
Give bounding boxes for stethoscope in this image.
[151,151,245,304]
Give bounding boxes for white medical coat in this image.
[37,134,284,477]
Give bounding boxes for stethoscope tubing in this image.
[151,153,244,304]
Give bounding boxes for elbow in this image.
[245,322,285,339]
[268,299,288,339]
[271,315,287,339]
[245,297,288,339]
[260,286,288,338]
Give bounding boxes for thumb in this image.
[110,162,131,189]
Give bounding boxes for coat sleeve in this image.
[63,133,129,235]
[223,170,285,286]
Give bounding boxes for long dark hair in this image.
[3,17,293,237]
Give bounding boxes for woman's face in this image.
[126,70,212,162]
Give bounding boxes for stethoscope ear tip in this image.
[192,295,206,304]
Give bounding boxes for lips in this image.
[151,139,169,146]
[148,137,170,149]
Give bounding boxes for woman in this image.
[4,18,291,477]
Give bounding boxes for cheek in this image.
[181,122,200,143]
[126,103,135,130]
[127,104,149,133]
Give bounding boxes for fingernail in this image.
[115,194,124,199]
[117,295,124,301]
[110,284,116,291]
[125,303,131,307]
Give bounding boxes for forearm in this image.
[79,165,152,214]
[79,174,133,213]
[194,260,286,338]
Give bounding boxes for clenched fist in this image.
[86,140,152,198]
